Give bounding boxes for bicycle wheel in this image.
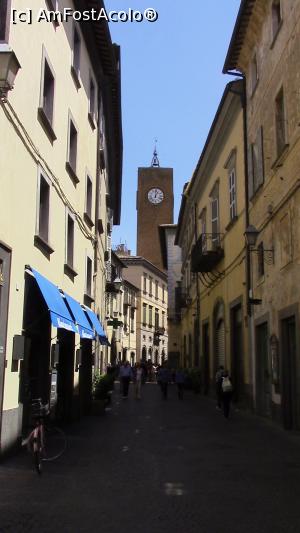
[34,450,42,475]
[43,426,67,461]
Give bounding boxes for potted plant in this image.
[92,372,115,415]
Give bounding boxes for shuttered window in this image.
[248,126,264,199]
[275,88,286,157]
[143,303,147,325]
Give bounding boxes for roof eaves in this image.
[223,0,256,74]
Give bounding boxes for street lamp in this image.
[244,224,274,263]
[244,224,275,310]
[0,45,21,97]
[244,225,260,247]
[112,277,122,291]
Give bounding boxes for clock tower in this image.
[136,148,174,270]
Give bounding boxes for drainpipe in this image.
[194,203,201,371]
[227,72,255,409]
[93,92,102,374]
[226,74,251,316]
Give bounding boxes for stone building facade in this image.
[224,0,300,427]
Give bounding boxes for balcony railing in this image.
[191,233,224,273]
[175,286,192,311]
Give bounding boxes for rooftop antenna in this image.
[151,138,160,167]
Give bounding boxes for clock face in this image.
[148,188,164,204]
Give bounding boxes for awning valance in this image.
[31,269,77,333]
[84,307,110,345]
[63,293,94,340]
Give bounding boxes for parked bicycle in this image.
[22,398,67,475]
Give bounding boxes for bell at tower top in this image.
[151,140,160,167]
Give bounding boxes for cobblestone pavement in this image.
[1,383,300,532]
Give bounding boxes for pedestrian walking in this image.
[119,360,133,398]
[133,361,144,400]
[221,371,233,418]
[157,364,171,400]
[215,365,224,409]
[147,359,153,382]
[175,368,186,400]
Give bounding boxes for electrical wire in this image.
[1,98,95,243]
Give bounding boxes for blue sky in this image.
[105,0,241,252]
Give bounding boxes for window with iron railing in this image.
[211,197,219,249]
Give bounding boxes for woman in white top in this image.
[134,362,144,400]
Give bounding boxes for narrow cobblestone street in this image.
[1,383,300,533]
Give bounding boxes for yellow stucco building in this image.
[175,80,251,404]
[0,1,122,454]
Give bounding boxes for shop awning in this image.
[84,307,110,345]
[63,293,94,340]
[31,269,78,333]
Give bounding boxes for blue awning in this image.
[31,269,78,333]
[63,293,94,340]
[84,307,110,345]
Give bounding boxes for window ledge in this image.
[88,112,96,131]
[271,143,289,169]
[84,212,94,228]
[66,162,80,184]
[84,292,94,305]
[64,263,78,278]
[34,234,54,255]
[37,107,57,143]
[225,215,238,232]
[71,66,81,89]
[270,20,283,50]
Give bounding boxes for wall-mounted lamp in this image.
[0,45,21,97]
[244,224,274,264]
[106,277,123,293]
